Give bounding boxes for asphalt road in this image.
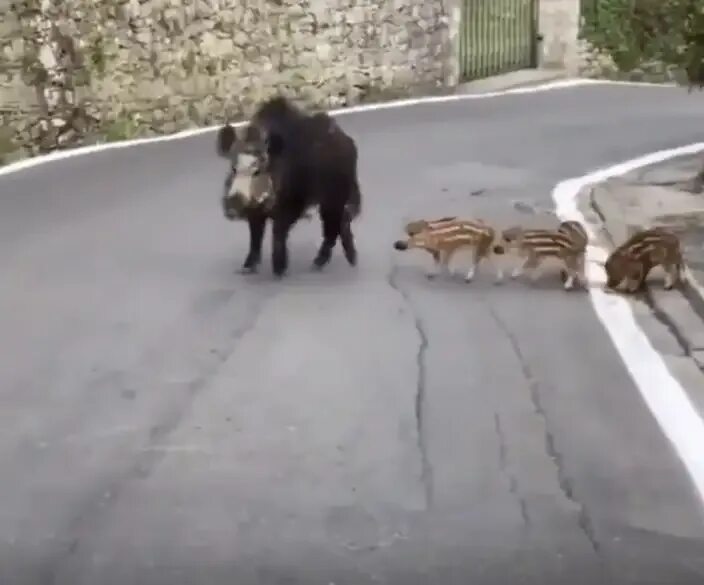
[2,83,704,585]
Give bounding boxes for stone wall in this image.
[0,0,585,165]
[0,0,453,163]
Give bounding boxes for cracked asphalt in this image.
[2,83,704,584]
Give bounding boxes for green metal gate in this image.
[459,0,538,81]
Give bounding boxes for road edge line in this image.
[552,144,704,506]
[0,77,677,180]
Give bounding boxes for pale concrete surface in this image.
[590,154,704,359]
[650,289,704,351]
[628,299,687,358]
[455,69,569,95]
[591,181,704,244]
[693,349,704,372]
[2,83,704,584]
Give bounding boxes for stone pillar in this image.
[444,0,462,87]
[537,0,581,75]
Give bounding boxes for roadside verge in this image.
[584,151,704,369]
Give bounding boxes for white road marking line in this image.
[553,143,704,504]
[0,77,680,179]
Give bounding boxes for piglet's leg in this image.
[512,255,537,279]
[490,255,505,285]
[425,250,442,279]
[464,258,478,282]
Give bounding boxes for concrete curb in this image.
[455,68,569,94]
[585,180,704,367]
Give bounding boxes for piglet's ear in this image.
[501,226,521,242]
[216,124,236,158]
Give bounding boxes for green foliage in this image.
[102,116,140,142]
[681,0,704,87]
[581,0,701,79]
[88,37,107,77]
[0,126,17,165]
[182,49,197,75]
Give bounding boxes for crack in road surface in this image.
[485,301,602,556]
[387,264,434,509]
[41,289,277,584]
[494,413,530,528]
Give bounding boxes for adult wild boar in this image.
[216,96,362,277]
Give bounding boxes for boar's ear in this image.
[216,123,237,158]
[265,131,285,158]
[244,123,261,143]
